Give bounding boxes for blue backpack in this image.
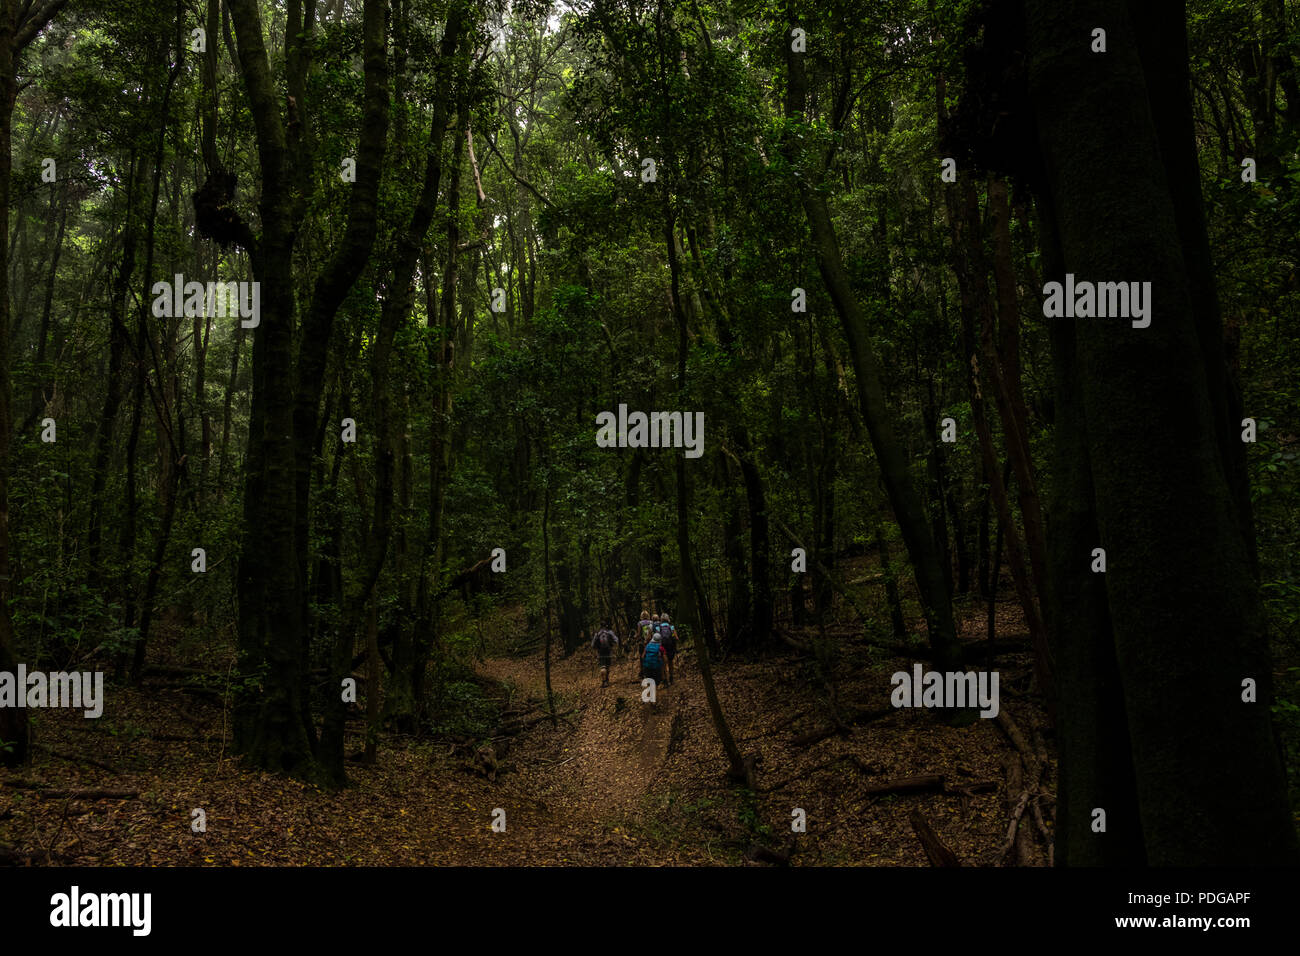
[642,640,663,669]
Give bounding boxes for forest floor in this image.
[0,591,1054,866]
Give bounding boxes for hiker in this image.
[636,610,655,660]
[641,613,660,666]
[659,613,677,686]
[640,628,665,688]
[591,620,619,687]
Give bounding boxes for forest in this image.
[0,0,1298,873]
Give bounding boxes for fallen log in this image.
[909,810,962,866]
[995,705,1046,786]
[852,768,946,796]
[1031,795,1054,867]
[999,789,1032,865]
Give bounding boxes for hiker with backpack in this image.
[658,613,677,686]
[640,628,665,688]
[635,611,655,662]
[591,621,619,688]
[635,613,659,671]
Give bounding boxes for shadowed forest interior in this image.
[0,0,1298,868]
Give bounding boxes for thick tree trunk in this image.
[1041,217,1139,864]
[1024,0,1299,864]
[1128,2,1256,572]
[0,0,69,766]
[193,252,213,503]
[227,0,316,779]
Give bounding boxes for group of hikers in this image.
[589,610,678,688]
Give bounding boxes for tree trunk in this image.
[87,152,141,590]
[875,526,907,639]
[363,598,379,765]
[542,481,556,725]
[947,178,1054,711]
[227,0,317,779]
[987,460,1008,643]
[0,0,68,766]
[986,176,1048,608]
[410,43,470,716]
[23,182,67,432]
[1024,0,1300,864]
[293,0,392,775]
[783,21,961,673]
[365,6,464,737]
[0,2,22,765]
[722,453,748,645]
[665,204,750,786]
[737,431,772,648]
[127,26,185,683]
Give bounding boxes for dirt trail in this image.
[0,621,1032,866]
[478,643,693,818]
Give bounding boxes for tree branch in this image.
[15,0,68,51]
